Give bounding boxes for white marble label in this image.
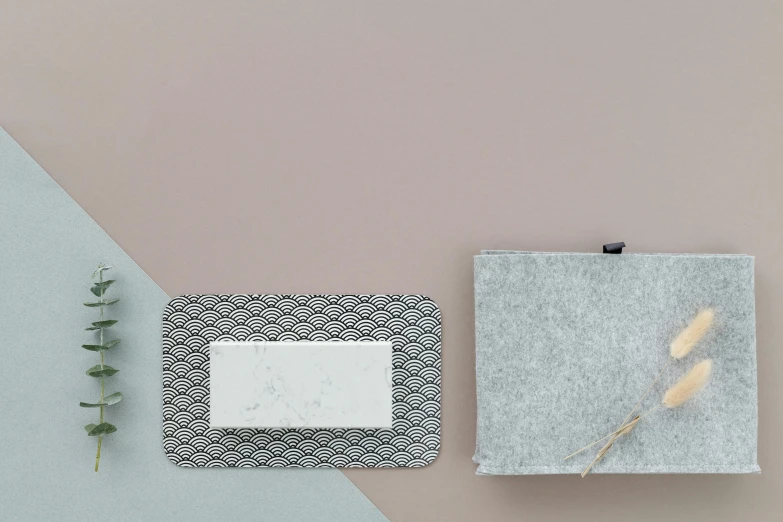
[209,341,393,428]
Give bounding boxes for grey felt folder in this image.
[473,250,759,475]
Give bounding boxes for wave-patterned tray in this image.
[162,294,441,467]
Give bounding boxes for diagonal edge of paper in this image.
[0,126,388,522]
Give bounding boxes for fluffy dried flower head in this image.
[670,309,714,359]
[663,359,713,408]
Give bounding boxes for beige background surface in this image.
[1,1,781,520]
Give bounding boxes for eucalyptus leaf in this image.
[90,281,116,297]
[87,422,117,436]
[86,365,119,378]
[104,392,123,405]
[79,391,122,407]
[89,319,118,329]
[83,299,120,307]
[81,339,120,352]
[84,423,97,433]
[92,265,113,277]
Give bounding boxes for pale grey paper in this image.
[473,250,759,475]
[0,127,388,521]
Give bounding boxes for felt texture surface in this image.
[0,127,387,521]
[473,250,759,475]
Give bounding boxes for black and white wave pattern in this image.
[162,294,441,467]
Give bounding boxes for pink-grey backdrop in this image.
[2,1,781,520]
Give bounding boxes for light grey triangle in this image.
[0,127,388,522]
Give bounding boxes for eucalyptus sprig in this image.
[81,263,122,472]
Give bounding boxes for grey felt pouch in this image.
[473,250,759,475]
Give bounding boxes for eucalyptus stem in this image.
[96,269,105,472]
[95,437,102,472]
[81,263,122,473]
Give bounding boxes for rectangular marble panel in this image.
[209,341,393,428]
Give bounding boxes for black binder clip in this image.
[602,242,625,254]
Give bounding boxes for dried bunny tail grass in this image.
[663,359,713,408]
[670,309,715,359]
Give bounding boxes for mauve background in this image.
[1,1,781,520]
